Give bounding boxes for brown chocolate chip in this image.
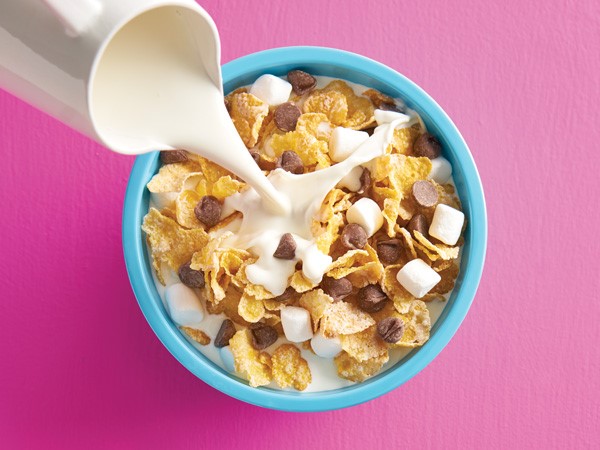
[376,239,402,264]
[274,102,302,132]
[273,233,296,260]
[358,284,388,313]
[379,102,402,113]
[407,214,428,236]
[250,325,278,350]
[160,150,188,164]
[412,180,439,208]
[377,317,405,343]
[178,262,205,288]
[249,149,261,165]
[194,195,222,228]
[321,276,353,301]
[287,70,317,95]
[276,150,304,174]
[340,223,368,250]
[273,287,295,302]
[357,168,371,195]
[413,133,441,159]
[214,319,236,348]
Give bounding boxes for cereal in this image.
[340,326,388,361]
[229,329,272,387]
[180,326,211,345]
[142,208,209,284]
[227,92,269,148]
[143,74,466,390]
[271,344,312,390]
[320,301,375,338]
[334,351,389,382]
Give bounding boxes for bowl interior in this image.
[122,46,486,412]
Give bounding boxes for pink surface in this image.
[1,0,599,448]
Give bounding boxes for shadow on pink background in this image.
[1,0,598,448]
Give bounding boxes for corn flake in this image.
[413,231,459,260]
[298,289,334,331]
[142,208,209,284]
[327,245,383,288]
[180,327,211,345]
[228,92,269,148]
[230,330,272,387]
[391,300,431,348]
[334,351,389,382]
[238,292,266,323]
[340,326,388,362]
[271,344,312,391]
[320,301,375,338]
[147,162,202,193]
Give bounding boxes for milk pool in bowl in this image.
[123,46,487,411]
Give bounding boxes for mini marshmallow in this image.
[281,306,314,343]
[346,197,384,237]
[328,127,369,162]
[374,109,411,126]
[396,259,441,298]
[165,283,204,327]
[337,166,363,192]
[310,329,342,358]
[219,346,236,372]
[429,156,453,184]
[150,191,177,211]
[429,203,465,246]
[249,74,292,106]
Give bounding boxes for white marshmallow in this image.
[374,109,411,126]
[337,166,363,192]
[328,127,369,162]
[346,197,384,237]
[429,156,453,184]
[310,329,342,358]
[281,306,314,343]
[219,346,236,372]
[396,259,441,298]
[150,191,177,210]
[249,74,292,106]
[429,203,465,245]
[165,283,204,327]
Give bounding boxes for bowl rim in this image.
[122,46,487,412]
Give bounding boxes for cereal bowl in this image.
[122,46,487,412]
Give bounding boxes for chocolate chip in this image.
[276,150,304,174]
[379,102,402,113]
[413,133,441,159]
[273,287,295,302]
[358,284,388,313]
[194,195,222,228]
[340,223,368,250]
[377,317,405,343]
[273,233,296,260]
[357,168,371,195]
[178,262,205,288]
[407,214,428,236]
[250,325,278,350]
[160,150,188,164]
[249,149,261,165]
[321,276,353,301]
[214,319,236,348]
[287,70,317,95]
[412,180,439,208]
[376,239,402,264]
[274,102,302,132]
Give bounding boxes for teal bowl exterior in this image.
[122,46,487,412]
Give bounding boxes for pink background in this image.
[1,0,598,448]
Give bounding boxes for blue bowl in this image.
[122,46,487,412]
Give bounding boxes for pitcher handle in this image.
[41,0,103,37]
